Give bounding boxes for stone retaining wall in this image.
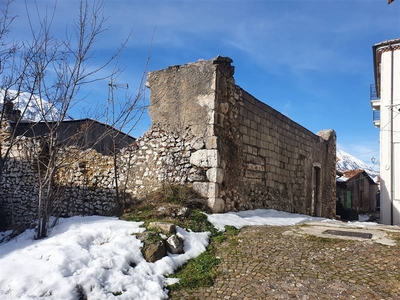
[0,126,205,231]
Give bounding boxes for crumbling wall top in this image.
[146,56,234,138]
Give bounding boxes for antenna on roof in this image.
[108,79,129,90]
[107,77,129,214]
[106,78,129,125]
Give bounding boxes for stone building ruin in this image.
[146,56,336,217]
[0,56,336,232]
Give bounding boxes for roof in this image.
[373,38,400,48]
[342,169,364,179]
[336,169,377,185]
[372,38,400,98]
[17,118,135,140]
[12,118,136,155]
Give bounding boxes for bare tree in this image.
[1,0,122,238]
[27,0,128,239]
[0,0,151,239]
[0,0,31,177]
[105,42,151,211]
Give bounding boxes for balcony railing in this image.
[373,110,380,122]
[370,84,379,100]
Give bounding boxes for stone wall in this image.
[146,56,336,217]
[0,56,337,232]
[0,137,120,232]
[0,127,206,231]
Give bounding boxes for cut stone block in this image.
[206,168,224,183]
[208,197,225,213]
[193,182,219,198]
[190,149,220,168]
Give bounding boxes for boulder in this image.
[166,234,184,254]
[143,241,167,263]
[148,222,176,234]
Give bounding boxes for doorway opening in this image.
[312,164,322,216]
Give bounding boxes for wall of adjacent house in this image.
[369,183,379,212]
[0,56,337,232]
[345,174,379,213]
[377,45,400,225]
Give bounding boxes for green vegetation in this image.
[121,184,244,292]
[185,209,218,234]
[145,232,164,243]
[168,222,242,291]
[123,204,156,224]
[225,225,240,236]
[148,184,204,207]
[164,185,198,205]
[224,225,240,246]
[168,225,242,291]
[213,234,225,245]
[168,245,220,291]
[121,184,210,226]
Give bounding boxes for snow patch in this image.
[207,209,324,231]
[0,216,208,300]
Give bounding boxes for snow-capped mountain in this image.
[337,149,379,179]
[0,89,59,122]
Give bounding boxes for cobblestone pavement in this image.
[170,223,400,300]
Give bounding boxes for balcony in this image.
[370,84,380,128]
[372,109,380,127]
[370,84,379,100]
[373,110,380,121]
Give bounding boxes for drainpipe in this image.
[389,44,394,225]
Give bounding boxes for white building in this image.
[371,38,400,225]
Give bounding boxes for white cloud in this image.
[8,0,398,73]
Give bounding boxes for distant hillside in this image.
[337,149,379,179]
[0,89,60,122]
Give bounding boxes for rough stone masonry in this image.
[146,56,336,217]
[0,56,336,232]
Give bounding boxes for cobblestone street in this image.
[170,222,400,299]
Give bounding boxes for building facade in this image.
[371,38,400,225]
[336,170,379,216]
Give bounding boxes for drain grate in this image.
[322,230,373,239]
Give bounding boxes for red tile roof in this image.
[342,169,364,179]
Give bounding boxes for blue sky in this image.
[7,0,400,166]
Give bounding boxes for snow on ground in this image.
[207,209,324,231]
[358,214,371,222]
[0,216,209,300]
[0,209,379,300]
